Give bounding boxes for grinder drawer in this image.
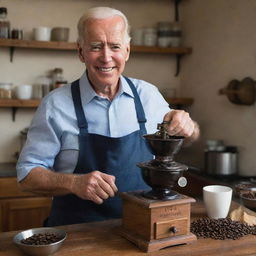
[155,218,188,239]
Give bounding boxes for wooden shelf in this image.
[0,39,77,50]
[165,97,194,109]
[0,38,192,54]
[0,99,40,121]
[166,97,194,106]
[0,99,40,107]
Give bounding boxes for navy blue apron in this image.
[45,77,152,226]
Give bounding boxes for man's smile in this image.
[97,67,116,72]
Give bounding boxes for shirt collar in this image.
[79,71,134,105]
[79,71,98,105]
[119,76,134,98]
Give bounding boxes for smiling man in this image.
[16,7,200,227]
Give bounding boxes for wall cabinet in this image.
[0,177,51,232]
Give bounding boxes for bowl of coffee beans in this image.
[13,227,67,256]
[240,188,256,211]
[234,182,256,196]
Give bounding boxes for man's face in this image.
[78,16,130,89]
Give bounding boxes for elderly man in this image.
[16,7,200,226]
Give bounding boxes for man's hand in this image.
[163,110,200,143]
[71,171,118,204]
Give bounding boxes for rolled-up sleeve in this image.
[16,97,61,182]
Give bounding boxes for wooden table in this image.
[0,201,256,256]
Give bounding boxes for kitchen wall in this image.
[180,0,256,176]
[2,0,255,177]
[0,0,179,163]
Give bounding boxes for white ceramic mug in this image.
[15,85,33,100]
[203,185,233,219]
[33,27,51,41]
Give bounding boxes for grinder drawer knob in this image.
[169,226,177,233]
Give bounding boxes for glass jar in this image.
[0,7,10,39]
[0,83,13,98]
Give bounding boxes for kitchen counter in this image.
[1,201,255,256]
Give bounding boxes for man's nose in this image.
[101,47,112,62]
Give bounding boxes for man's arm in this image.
[19,167,118,204]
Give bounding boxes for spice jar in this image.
[0,7,10,38]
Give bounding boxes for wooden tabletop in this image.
[0,200,255,256]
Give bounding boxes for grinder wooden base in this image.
[120,191,197,252]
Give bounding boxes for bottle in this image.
[0,7,10,39]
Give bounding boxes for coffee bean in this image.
[191,217,256,240]
[21,233,61,245]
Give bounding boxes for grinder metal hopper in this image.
[137,121,188,200]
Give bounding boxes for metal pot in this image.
[204,146,238,176]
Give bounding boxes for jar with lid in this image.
[0,7,10,38]
[143,28,157,46]
[52,68,67,89]
[157,22,173,47]
[0,83,13,98]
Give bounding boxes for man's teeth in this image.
[98,67,113,72]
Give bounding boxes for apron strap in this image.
[71,80,88,135]
[124,76,147,134]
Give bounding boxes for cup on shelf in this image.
[33,27,51,41]
[51,27,69,42]
[203,185,233,219]
[15,85,33,100]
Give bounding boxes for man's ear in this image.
[77,42,85,63]
[125,44,130,62]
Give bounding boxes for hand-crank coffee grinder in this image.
[120,122,197,252]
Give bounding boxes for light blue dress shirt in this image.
[16,72,170,182]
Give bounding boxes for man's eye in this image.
[91,46,101,51]
[112,45,121,50]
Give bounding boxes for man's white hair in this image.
[77,7,131,44]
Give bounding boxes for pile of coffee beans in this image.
[191,217,256,240]
[21,233,61,245]
[242,191,256,199]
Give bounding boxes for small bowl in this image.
[13,227,67,256]
[240,189,256,211]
